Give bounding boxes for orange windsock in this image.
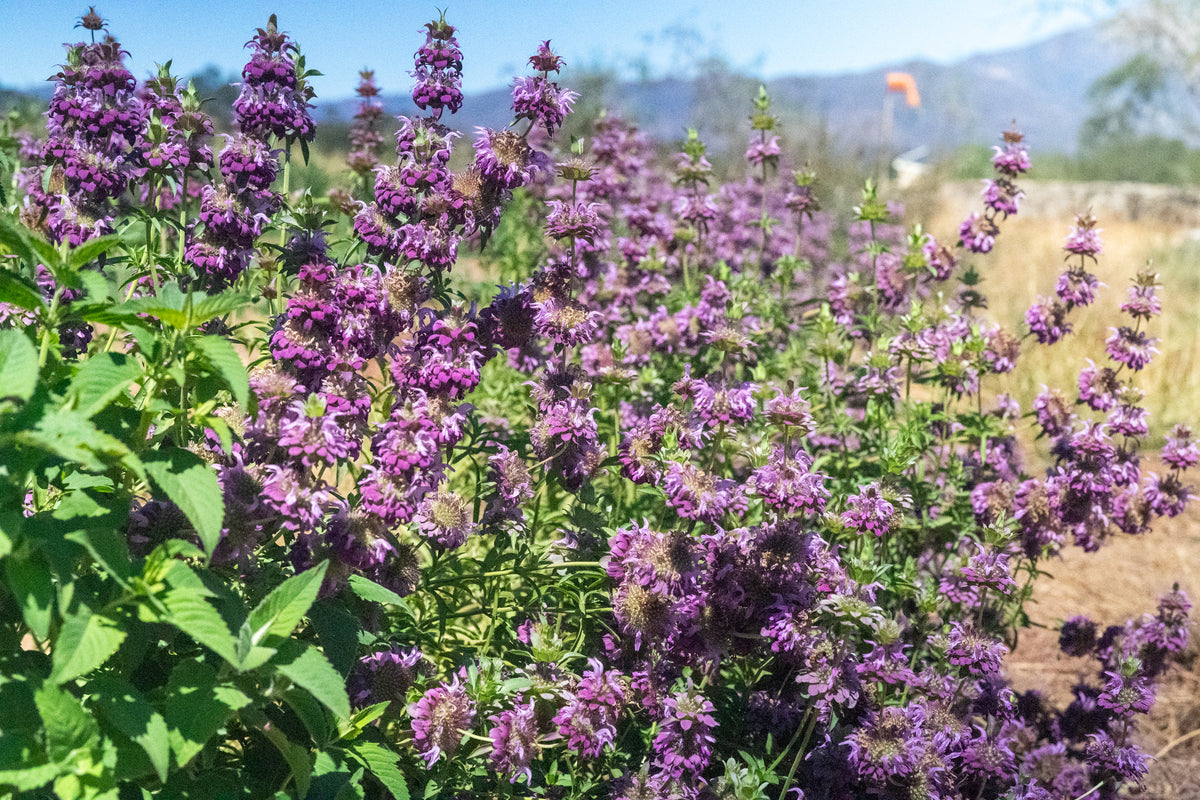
[886,72,920,108]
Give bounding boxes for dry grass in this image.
[919,183,1200,798]
[927,193,1200,439]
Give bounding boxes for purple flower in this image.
[1025,297,1071,344]
[533,297,601,348]
[488,699,541,783]
[845,706,924,783]
[1144,471,1192,518]
[959,212,999,253]
[746,135,781,169]
[1085,730,1148,786]
[531,396,603,490]
[1121,282,1161,320]
[981,178,1023,216]
[414,490,476,549]
[411,16,464,119]
[511,65,577,135]
[1063,212,1102,259]
[652,685,718,780]
[692,380,758,429]
[764,385,816,434]
[348,645,423,710]
[663,461,748,523]
[1059,615,1097,657]
[482,446,534,527]
[545,200,603,243]
[552,659,626,759]
[1055,265,1100,308]
[1106,326,1158,371]
[841,483,894,537]
[1078,359,1119,411]
[1097,669,1155,716]
[473,127,539,191]
[1107,403,1149,438]
[945,623,1007,675]
[1162,424,1200,470]
[752,445,830,517]
[1033,387,1073,438]
[409,677,476,766]
[991,131,1031,176]
[233,15,315,141]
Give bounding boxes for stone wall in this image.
[938,180,1200,227]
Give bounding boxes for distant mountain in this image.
[314,22,1138,155]
[0,23,1146,156]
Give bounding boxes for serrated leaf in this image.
[159,587,240,666]
[77,268,110,303]
[0,269,47,313]
[346,742,408,800]
[190,334,249,408]
[141,448,224,555]
[16,410,133,472]
[261,724,312,799]
[69,234,122,269]
[0,211,40,269]
[0,329,38,404]
[29,239,68,285]
[0,762,59,793]
[346,574,410,609]
[50,608,126,684]
[6,549,54,639]
[189,291,249,326]
[307,600,359,677]
[272,640,351,720]
[282,687,332,747]
[88,676,170,782]
[243,561,327,656]
[163,660,251,768]
[35,682,100,763]
[64,526,133,585]
[64,352,139,417]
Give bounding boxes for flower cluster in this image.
[3,12,1195,800]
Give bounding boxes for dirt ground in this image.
[1006,495,1200,798]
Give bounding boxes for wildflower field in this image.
[0,9,1197,800]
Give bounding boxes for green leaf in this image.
[163,660,251,768]
[346,742,408,800]
[35,682,100,763]
[190,335,249,409]
[0,762,59,793]
[260,724,312,799]
[282,687,332,746]
[5,549,54,639]
[0,211,41,269]
[69,234,123,270]
[346,574,410,609]
[271,640,351,720]
[50,608,126,684]
[64,352,139,418]
[159,586,240,666]
[189,291,249,326]
[307,600,359,677]
[0,269,47,314]
[141,448,224,555]
[244,561,327,653]
[16,410,133,473]
[88,676,170,783]
[0,329,38,404]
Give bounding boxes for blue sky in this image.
[0,0,1122,100]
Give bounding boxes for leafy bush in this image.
[0,9,1194,800]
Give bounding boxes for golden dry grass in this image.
[928,192,1200,439]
